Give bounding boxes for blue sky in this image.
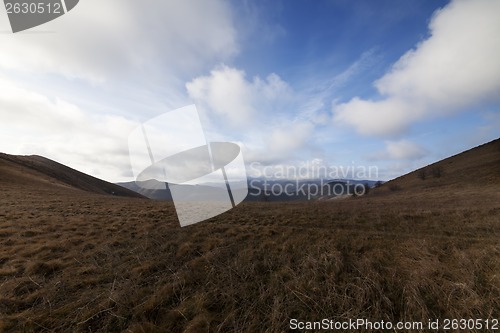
[235,1,440,78]
[0,0,499,182]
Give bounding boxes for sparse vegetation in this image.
[353,183,370,196]
[0,139,499,332]
[432,166,443,178]
[389,184,402,191]
[0,190,498,332]
[417,168,427,180]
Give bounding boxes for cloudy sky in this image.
[1,0,499,182]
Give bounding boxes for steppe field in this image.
[0,139,499,332]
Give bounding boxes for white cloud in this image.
[186,65,256,127]
[368,140,428,161]
[241,120,316,166]
[186,64,322,165]
[268,122,314,155]
[0,0,237,83]
[0,77,139,181]
[333,0,500,136]
[0,77,87,131]
[334,97,423,136]
[328,49,378,90]
[186,64,292,127]
[0,0,240,182]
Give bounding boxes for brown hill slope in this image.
[373,138,500,200]
[0,153,144,198]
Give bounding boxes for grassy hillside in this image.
[0,153,144,198]
[373,138,500,197]
[0,140,499,332]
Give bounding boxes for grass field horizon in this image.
[0,138,499,332]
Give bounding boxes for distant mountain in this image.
[245,178,380,202]
[2,138,497,204]
[119,138,500,202]
[118,180,248,203]
[117,180,174,201]
[118,178,380,202]
[0,153,144,198]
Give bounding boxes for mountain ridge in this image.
[0,153,144,198]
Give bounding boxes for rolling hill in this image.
[0,153,144,198]
[372,138,500,201]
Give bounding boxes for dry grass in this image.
[0,187,498,332]
[0,139,499,332]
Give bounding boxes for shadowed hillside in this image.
[0,153,144,198]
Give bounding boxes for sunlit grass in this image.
[0,187,498,332]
